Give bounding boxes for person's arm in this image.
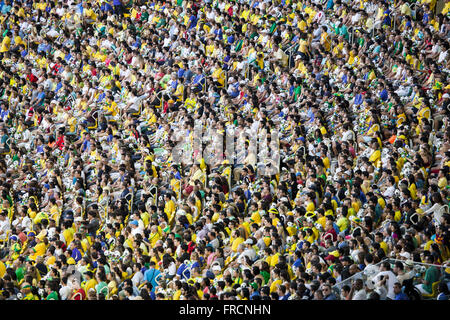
[422,203,442,215]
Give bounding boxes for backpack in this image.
[403,278,421,301]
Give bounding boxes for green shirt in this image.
[294,85,302,101]
[46,291,59,300]
[15,266,25,283]
[1,134,9,151]
[96,281,109,296]
[261,270,270,285]
[141,12,149,21]
[423,266,440,293]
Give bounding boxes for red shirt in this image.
[56,135,65,150]
[27,73,38,83]
[72,289,86,300]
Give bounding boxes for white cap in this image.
[399,252,411,259]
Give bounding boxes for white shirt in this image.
[56,7,65,17]
[438,50,448,64]
[131,226,143,237]
[131,271,144,288]
[240,247,257,262]
[0,218,11,240]
[352,288,367,300]
[59,285,72,300]
[383,185,395,198]
[12,216,32,233]
[364,264,380,279]
[374,270,398,300]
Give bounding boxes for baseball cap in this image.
[130,220,139,226]
[244,238,253,245]
[67,257,76,265]
[27,231,36,237]
[399,252,411,259]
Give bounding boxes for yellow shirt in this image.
[0,36,11,53]
[298,39,308,54]
[250,211,261,224]
[29,242,47,261]
[63,228,75,246]
[148,232,161,248]
[83,278,98,294]
[270,279,282,293]
[231,237,244,252]
[104,101,118,116]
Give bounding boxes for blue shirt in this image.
[0,109,9,121]
[177,68,185,78]
[324,293,337,300]
[188,15,198,30]
[71,247,82,262]
[101,2,113,11]
[55,82,63,92]
[229,83,239,98]
[1,4,11,14]
[97,92,106,103]
[192,74,204,88]
[36,92,46,105]
[326,0,334,10]
[279,293,290,300]
[143,268,161,291]
[250,291,260,300]
[82,139,91,152]
[394,292,409,300]
[293,258,303,269]
[37,43,51,53]
[379,88,388,102]
[214,28,223,41]
[176,263,190,280]
[64,53,72,62]
[307,107,315,122]
[353,93,363,106]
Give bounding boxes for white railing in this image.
[331,258,448,298]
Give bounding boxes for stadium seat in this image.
[422,281,440,299]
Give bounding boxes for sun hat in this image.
[404,260,414,268]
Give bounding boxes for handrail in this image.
[410,3,418,20]
[147,184,158,207]
[172,179,182,202]
[332,257,448,297]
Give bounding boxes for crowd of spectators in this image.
[0,0,449,300]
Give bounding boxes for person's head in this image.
[354,278,364,291]
[322,284,332,297]
[393,282,402,295]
